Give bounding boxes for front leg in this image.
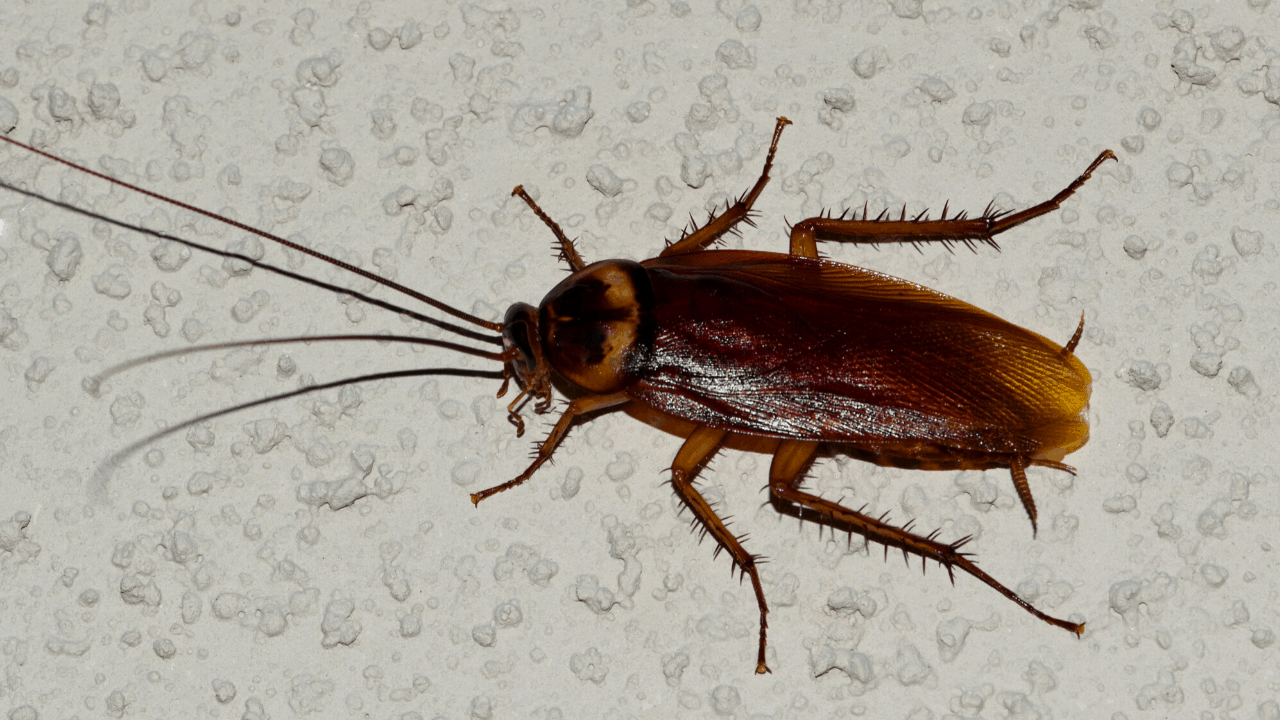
[470,392,630,505]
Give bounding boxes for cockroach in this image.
[0,117,1115,674]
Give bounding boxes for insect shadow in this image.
[0,117,1115,673]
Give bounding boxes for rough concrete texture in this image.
[0,1,1277,718]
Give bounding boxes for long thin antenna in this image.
[0,133,503,332]
[86,334,506,391]
[97,366,504,477]
[0,177,503,345]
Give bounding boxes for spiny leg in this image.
[470,392,629,505]
[788,149,1117,256]
[767,441,1083,635]
[988,150,1117,234]
[1009,456,1038,537]
[666,426,774,674]
[660,117,792,257]
[512,185,586,272]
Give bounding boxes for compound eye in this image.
[501,303,540,385]
[508,324,536,378]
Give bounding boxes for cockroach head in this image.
[501,302,543,389]
[499,260,656,402]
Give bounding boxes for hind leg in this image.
[767,440,1083,635]
[788,150,1117,258]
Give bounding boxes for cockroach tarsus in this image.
[0,117,1115,675]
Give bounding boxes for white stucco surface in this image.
[0,1,1276,718]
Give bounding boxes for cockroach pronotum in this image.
[0,117,1115,674]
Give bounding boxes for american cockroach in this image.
[0,117,1115,674]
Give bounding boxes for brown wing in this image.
[628,250,1090,461]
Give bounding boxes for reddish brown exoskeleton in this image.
[0,117,1114,673]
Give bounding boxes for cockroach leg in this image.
[789,228,820,259]
[987,149,1118,235]
[768,442,1085,637]
[512,185,587,272]
[666,426,774,674]
[470,392,630,505]
[1009,456,1038,537]
[659,116,792,257]
[789,150,1117,253]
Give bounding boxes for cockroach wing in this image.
[628,250,1090,466]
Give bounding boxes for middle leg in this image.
[660,117,791,257]
[471,392,630,505]
[667,425,774,674]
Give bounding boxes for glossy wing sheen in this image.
[628,250,1090,461]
